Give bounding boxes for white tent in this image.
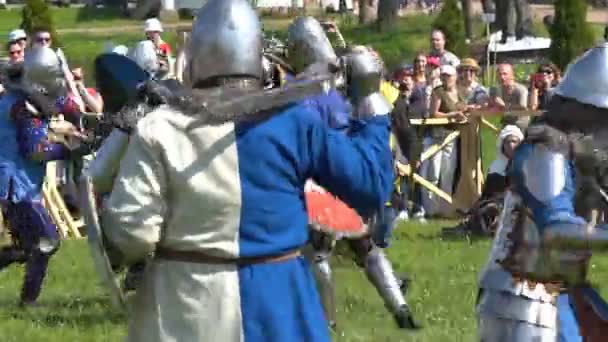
[488,31,551,53]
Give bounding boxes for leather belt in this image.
[155,247,301,266]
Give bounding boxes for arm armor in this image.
[499,141,608,285]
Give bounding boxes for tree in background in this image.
[377,0,399,31]
[21,0,62,47]
[359,0,378,24]
[549,0,595,70]
[460,0,473,41]
[432,0,468,57]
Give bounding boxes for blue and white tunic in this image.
[103,100,393,342]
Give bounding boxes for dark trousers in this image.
[391,177,424,214]
[0,200,60,303]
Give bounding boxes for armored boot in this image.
[20,250,50,306]
[364,248,420,329]
[350,238,420,329]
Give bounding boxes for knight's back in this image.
[101,2,392,340]
[133,101,391,259]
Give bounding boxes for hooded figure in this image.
[482,124,523,199]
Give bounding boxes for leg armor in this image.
[371,204,396,248]
[3,201,60,305]
[304,230,337,328]
[311,256,337,329]
[349,238,419,329]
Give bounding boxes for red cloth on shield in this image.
[305,190,365,235]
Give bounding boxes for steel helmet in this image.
[554,42,608,109]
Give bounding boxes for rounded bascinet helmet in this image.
[22,46,66,96]
[554,42,608,109]
[128,40,159,75]
[345,50,383,102]
[344,50,392,117]
[287,16,337,74]
[188,0,262,88]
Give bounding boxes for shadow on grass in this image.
[414,230,492,244]
[4,296,125,327]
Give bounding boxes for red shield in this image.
[305,190,366,237]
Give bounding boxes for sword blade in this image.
[79,176,127,310]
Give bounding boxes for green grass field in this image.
[2,221,608,341]
[0,221,489,342]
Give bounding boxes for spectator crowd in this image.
[386,28,562,235]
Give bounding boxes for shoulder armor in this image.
[517,144,568,203]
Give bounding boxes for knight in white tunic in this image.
[99,1,400,341]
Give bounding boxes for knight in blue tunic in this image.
[477,43,608,342]
[283,17,418,330]
[98,1,408,341]
[0,47,87,306]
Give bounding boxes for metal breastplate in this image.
[478,192,560,328]
[479,191,561,303]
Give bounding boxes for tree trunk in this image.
[359,0,378,24]
[461,0,473,40]
[377,0,399,31]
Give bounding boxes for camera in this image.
[531,73,546,89]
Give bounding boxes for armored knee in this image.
[36,237,60,257]
[348,237,373,267]
[308,230,335,263]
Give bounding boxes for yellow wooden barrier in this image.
[409,118,476,210]
[42,161,84,239]
[407,110,541,212]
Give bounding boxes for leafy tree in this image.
[21,0,62,47]
[549,0,595,70]
[432,0,468,57]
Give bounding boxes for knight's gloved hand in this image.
[112,102,152,135]
[25,89,60,118]
[138,79,182,107]
[572,136,608,213]
[526,124,570,151]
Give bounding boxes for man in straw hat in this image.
[457,58,489,110]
